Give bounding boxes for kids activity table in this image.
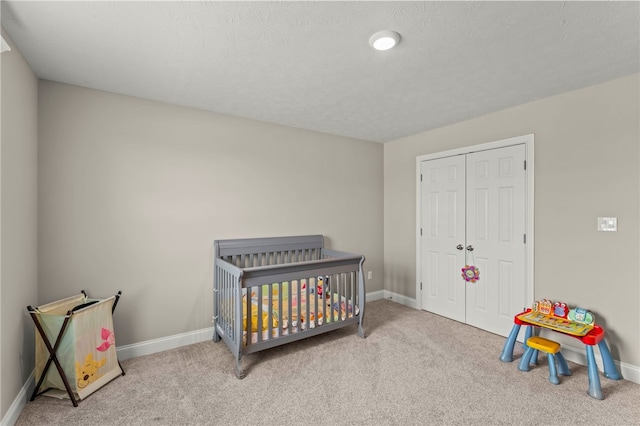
[499,309,621,400]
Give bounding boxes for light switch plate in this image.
[597,217,617,232]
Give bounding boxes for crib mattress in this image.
[242,279,358,344]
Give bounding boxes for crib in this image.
[213,235,366,379]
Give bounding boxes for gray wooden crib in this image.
[213,235,366,379]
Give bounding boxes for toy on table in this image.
[532,299,594,324]
[533,299,553,315]
[521,299,595,336]
[568,307,595,325]
[554,301,569,318]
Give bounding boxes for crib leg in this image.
[235,359,245,380]
[213,330,221,343]
[357,293,365,338]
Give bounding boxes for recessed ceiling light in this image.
[369,30,400,51]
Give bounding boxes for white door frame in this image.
[415,134,535,312]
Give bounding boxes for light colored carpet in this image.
[15,299,640,425]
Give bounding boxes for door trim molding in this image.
[415,134,535,312]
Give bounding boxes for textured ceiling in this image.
[2,1,639,143]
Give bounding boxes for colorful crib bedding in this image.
[242,278,359,344]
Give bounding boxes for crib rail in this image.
[215,235,324,267]
[213,235,365,379]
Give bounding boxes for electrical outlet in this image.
[367,271,373,280]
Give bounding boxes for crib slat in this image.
[297,280,302,334]
[228,271,232,335]
[348,273,352,318]
[339,274,342,319]
[314,277,319,328]
[222,273,230,340]
[349,272,354,317]
[228,270,232,336]
[257,286,263,342]
[304,278,311,330]
[223,270,227,335]
[342,272,347,319]
[288,280,293,335]
[268,285,273,340]
[215,268,220,333]
[278,282,283,338]
[321,276,327,326]
[245,290,251,346]
[340,274,345,321]
[221,270,227,336]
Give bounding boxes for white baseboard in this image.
[366,290,385,301]
[116,327,215,361]
[1,372,34,426]
[372,289,418,308]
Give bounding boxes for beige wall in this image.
[0,32,38,420]
[384,73,640,367]
[37,81,384,347]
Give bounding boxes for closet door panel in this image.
[420,156,466,323]
[466,145,526,336]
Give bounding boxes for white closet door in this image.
[420,155,466,322]
[419,143,527,337]
[465,145,526,336]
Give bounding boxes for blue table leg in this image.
[522,325,542,365]
[524,325,533,346]
[500,324,521,362]
[518,346,535,371]
[555,352,571,376]
[597,340,622,380]
[586,345,603,400]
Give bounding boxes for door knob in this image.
[456,244,464,251]
[466,245,474,251]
